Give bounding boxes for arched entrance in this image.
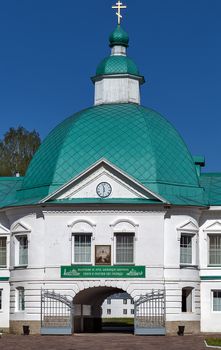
[72,286,133,333]
[40,286,165,335]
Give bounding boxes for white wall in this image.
[6,204,221,332]
[94,77,140,105]
[201,282,221,332]
[199,209,221,332]
[0,282,10,328]
[6,205,166,323]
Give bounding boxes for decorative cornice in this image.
[43,209,165,215]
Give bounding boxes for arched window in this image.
[69,219,95,264]
[73,234,92,264]
[182,287,193,313]
[115,233,134,264]
[110,219,138,265]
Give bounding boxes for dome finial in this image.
[112,1,127,25]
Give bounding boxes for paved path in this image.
[0,334,208,350]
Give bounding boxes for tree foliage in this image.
[0,126,41,176]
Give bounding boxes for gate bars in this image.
[134,289,166,335]
[41,289,74,335]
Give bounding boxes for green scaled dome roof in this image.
[19,104,200,202]
[109,25,129,47]
[96,55,139,76]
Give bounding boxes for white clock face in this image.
[96,182,112,198]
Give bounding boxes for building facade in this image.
[0,20,221,335]
[102,292,134,318]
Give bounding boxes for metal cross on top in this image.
[112,1,127,25]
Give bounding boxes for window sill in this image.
[180,264,198,269]
[114,263,135,266]
[14,265,28,269]
[71,263,92,266]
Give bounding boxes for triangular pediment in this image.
[11,222,31,233]
[41,160,167,203]
[0,224,10,235]
[177,220,198,232]
[204,221,221,232]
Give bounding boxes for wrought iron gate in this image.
[134,289,165,335]
[41,290,74,335]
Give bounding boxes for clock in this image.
[96,182,112,198]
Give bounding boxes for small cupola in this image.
[92,25,145,106]
[109,25,129,50]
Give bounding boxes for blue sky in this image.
[0,0,221,172]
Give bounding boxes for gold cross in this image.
[112,1,127,25]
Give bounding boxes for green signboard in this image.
[61,265,145,279]
[0,277,9,281]
[201,276,221,280]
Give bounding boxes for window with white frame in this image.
[213,290,221,311]
[209,235,221,265]
[17,287,25,311]
[0,289,2,310]
[180,234,192,264]
[115,233,134,264]
[123,309,127,315]
[0,237,7,267]
[16,235,28,266]
[72,234,92,263]
[131,309,134,315]
[107,309,111,315]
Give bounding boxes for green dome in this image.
[96,55,139,76]
[109,26,129,47]
[19,104,200,201]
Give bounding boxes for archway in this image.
[72,286,134,333]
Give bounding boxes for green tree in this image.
[0,126,41,176]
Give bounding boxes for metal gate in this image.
[41,290,74,335]
[134,289,165,335]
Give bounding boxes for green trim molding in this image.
[0,277,9,281]
[61,265,146,279]
[201,276,221,280]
